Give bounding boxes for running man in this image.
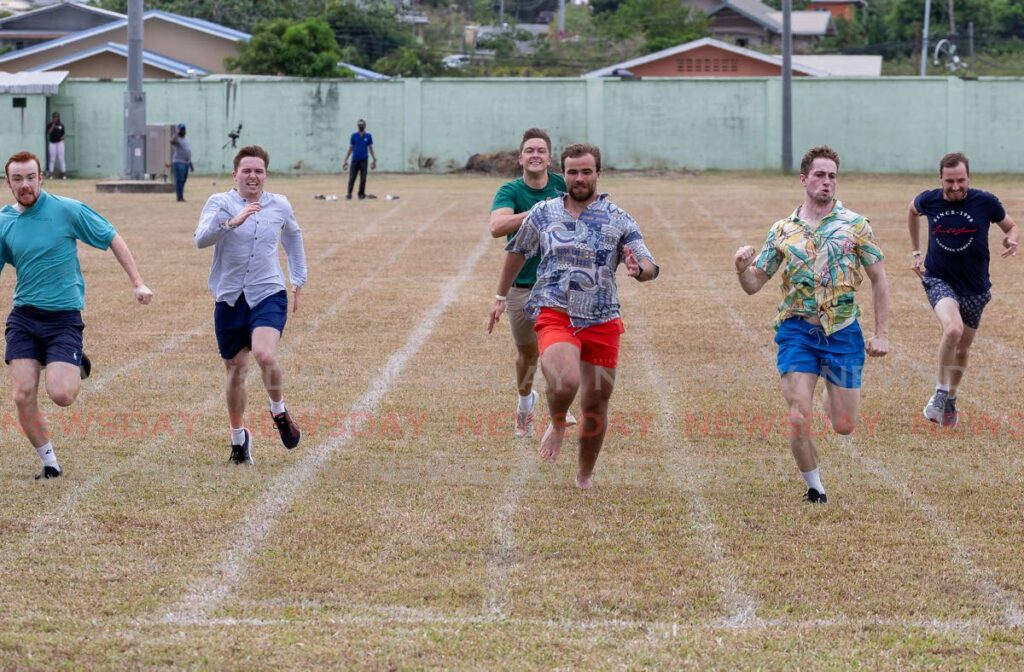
[195,145,307,465]
[0,151,154,479]
[734,145,889,504]
[488,127,575,437]
[909,152,1018,427]
[488,143,659,489]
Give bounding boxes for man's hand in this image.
[1001,236,1019,258]
[371,160,376,170]
[342,161,349,170]
[910,252,925,278]
[134,284,154,305]
[487,298,507,334]
[624,247,641,278]
[227,202,260,228]
[734,245,756,274]
[293,285,302,313]
[865,335,889,357]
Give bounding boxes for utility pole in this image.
[948,0,956,36]
[558,0,565,38]
[781,0,792,172]
[124,0,146,179]
[920,0,931,77]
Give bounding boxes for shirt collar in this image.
[790,199,842,224]
[230,189,266,206]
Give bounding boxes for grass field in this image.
[1,170,1023,669]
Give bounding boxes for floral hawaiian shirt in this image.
[754,200,883,335]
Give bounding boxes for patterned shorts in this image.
[921,274,991,329]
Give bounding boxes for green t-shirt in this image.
[0,190,116,311]
[491,172,566,286]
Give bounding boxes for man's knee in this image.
[252,347,276,369]
[49,387,77,408]
[831,414,856,435]
[12,384,36,407]
[943,321,964,342]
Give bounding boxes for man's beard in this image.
[16,189,38,207]
[943,188,966,201]
[569,183,595,202]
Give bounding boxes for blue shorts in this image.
[214,291,287,360]
[5,305,86,366]
[921,273,991,330]
[775,318,865,389]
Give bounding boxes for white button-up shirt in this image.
[195,189,307,307]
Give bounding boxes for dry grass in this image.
[1,170,1023,669]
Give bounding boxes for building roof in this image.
[0,8,250,65]
[0,69,68,93]
[582,37,829,77]
[338,61,391,81]
[807,0,868,5]
[709,0,835,36]
[28,42,209,78]
[0,1,124,28]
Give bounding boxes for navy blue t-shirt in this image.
[914,188,1006,295]
[349,132,373,161]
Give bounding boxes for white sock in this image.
[517,392,535,412]
[936,384,949,392]
[36,441,59,469]
[801,467,825,494]
[269,398,286,415]
[231,426,247,446]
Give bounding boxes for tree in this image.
[227,17,349,77]
[597,0,707,54]
[90,0,330,33]
[326,1,414,67]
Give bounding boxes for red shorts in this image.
[534,308,624,369]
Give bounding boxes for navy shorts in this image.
[214,291,288,360]
[775,318,865,389]
[921,274,991,330]
[5,305,86,367]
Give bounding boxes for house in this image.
[0,1,124,51]
[582,37,881,78]
[0,9,249,78]
[708,0,835,51]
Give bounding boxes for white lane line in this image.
[642,203,760,627]
[484,448,537,617]
[689,196,1024,627]
[164,231,491,625]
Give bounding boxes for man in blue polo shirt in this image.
[909,152,1019,427]
[342,118,376,200]
[0,151,154,479]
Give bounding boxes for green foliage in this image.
[372,46,441,76]
[227,17,349,77]
[325,1,413,66]
[596,0,707,54]
[89,0,332,33]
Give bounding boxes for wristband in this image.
[495,294,507,301]
[911,250,922,257]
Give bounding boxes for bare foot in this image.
[575,472,593,490]
[539,421,565,463]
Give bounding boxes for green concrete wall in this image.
[10,75,1024,177]
[0,94,47,169]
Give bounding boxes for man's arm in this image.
[280,199,307,314]
[369,144,377,170]
[863,261,889,357]
[488,207,528,238]
[907,200,926,276]
[486,252,528,334]
[342,145,353,168]
[109,234,154,304]
[997,214,1019,258]
[733,245,770,294]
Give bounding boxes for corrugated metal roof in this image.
[28,42,208,78]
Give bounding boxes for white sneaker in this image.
[515,390,539,438]
[923,389,948,424]
[565,410,578,426]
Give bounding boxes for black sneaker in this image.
[229,428,253,465]
[804,487,827,504]
[345,194,352,200]
[271,409,301,449]
[35,465,62,480]
[79,353,91,380]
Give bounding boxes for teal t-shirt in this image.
[491,172,566,286]
[0,190,116,311]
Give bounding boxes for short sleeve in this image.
[988,193,1007,223]
[491,182,517,212]
[619,213,656,266]
[854,217,884,266]
[506,204,541,257]
[912,191,928,216]
[753,224,783,278]
[71,202,116,250]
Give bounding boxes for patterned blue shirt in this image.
[506,193,658,328]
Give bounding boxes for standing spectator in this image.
[170,123,193,202]
[47,112,66,180]
[342,118,376,200]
